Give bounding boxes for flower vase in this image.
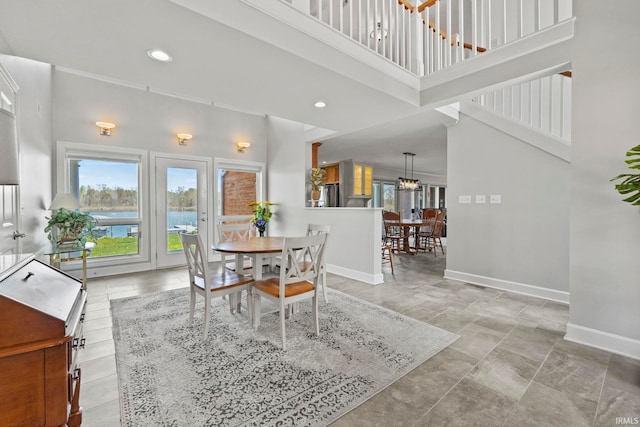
[258,228,265,237]
[311,189,321,207]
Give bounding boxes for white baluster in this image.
[472,0,478,56]
[319,0,323,23]
[446,0,451,67]
[487,0,492,49]
[535,0,541,31]
[458,0,464,62]
[502,0,507,45]
[358,0,362,44]
[329,0,333,28]
[518,0,524,38]
[435,0,441,71]
[366,0,371,49]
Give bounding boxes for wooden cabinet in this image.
[0,254,86,427]
[322,163,340,184]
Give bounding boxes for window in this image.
[56,142,147,262]
[213,158,265,233]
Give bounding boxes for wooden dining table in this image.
[398,218,434,254]
[213,236,284,280]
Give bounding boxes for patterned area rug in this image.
[112,288,458,426]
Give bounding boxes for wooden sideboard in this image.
[0,254,86,427]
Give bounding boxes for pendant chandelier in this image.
[396,152,420,191]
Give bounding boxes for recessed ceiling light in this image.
[314,101,327,108]
[147,49,172,62]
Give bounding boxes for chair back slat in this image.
[180,233,211,291]
[280,234,328,291]
[217,222,253,242]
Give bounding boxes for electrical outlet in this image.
[475,195,486,204]
[490,194,502,204]
[458,195,471,204]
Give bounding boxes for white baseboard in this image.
[565,323,640,361]
[444,269,570,303]
[327,264,383,285]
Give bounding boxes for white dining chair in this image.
[251,233,328,350]
[306,224,331,303]
[216,222,254,273]
[180,233,253,338]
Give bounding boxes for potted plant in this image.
[310,167,327,206]
[611,144,640,205]
[45,208,98,246]
[248,201,274,237]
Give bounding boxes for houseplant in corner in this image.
[611,144,640,205]
[248,201,274,237]
[310,167,327,207]
[45,208,98,247]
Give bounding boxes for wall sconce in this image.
[96,121,116,136]
[370,22,388,41]
[177,133,192,146]
[236,141,251,153]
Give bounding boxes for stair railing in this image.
[470,73,572,141]
[290,0,572,76]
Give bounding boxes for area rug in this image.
[111,288,458,427]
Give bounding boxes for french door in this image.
[154,156,209,268]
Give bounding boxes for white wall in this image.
[52,70,267,161]
[445,114,570,302]
[266,116,383,284]
[0,55,53,255]
[566,0,640,359]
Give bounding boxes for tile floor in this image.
[78,251,640,426]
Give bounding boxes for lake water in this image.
[90,211,197,238]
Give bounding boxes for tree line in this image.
[79,185,197,210]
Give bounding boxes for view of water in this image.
[90,210,197,238]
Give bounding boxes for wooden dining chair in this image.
[381,242,394,274]
[425,210,446,257]
[251,233,328,350]
[417,209,438,252]
[180,233,253,338]
[382,211,402,253]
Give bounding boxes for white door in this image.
[0,185,21,255]
[0,64,21,254]
[155,157,208,268]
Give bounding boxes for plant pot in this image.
[311,189,321,207]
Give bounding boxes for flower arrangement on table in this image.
[310,167,327,191]
[248,201,274,236]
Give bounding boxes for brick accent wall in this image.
[222,171,256,215]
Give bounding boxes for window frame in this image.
[55,141,150,268]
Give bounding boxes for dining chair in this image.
[216,222,255,274]
[180,233,253,338]
[307,224,331,303]
[417,209,438,251]
[382,211,402,253]
[251,233,328,350]
[381,241,394,274]
[425,210,446,257]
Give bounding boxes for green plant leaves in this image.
[612,145,640,206]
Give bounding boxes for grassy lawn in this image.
[88,235,183,257]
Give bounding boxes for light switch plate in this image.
[475,195,486,204]
[490,194,502,204]
[458,195,471,204]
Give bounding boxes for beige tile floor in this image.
[78,252,640,426]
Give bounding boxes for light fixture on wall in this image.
[96,121,116,136]
[370,21,388,41]
[237,141,251,153]
[396,152,420,191]
[177,133,192,146]
[0,109,19,185]
[49,193,81,210]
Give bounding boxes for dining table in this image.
[398,218,434,254]
[213,236,284,280]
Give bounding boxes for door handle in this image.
[12,231,26,240]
